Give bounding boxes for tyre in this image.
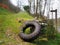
[19,21,41,42]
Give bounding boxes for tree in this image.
[23,6,30,13]
[43,0,47,15]
[33,0,35,14]
[28,0,32,14]
[46,0,51,19]
[39,0,43,16]
[27,0,49,18]
[17,0,21,8]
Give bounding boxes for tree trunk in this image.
[33,0,35,14]
[43,0,47,15]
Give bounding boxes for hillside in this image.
[0,7,33,45]
[0,7,60,45]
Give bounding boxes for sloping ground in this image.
[0,7,33,45]
[0,7,60,45]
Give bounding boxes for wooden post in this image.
[50,9,57,30]
[55,9,57,30]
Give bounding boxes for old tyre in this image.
[19,21,41,42]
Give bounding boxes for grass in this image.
[0,7,60,45]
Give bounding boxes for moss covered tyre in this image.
[19,21,41,41]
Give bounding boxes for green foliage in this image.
[46,20,56,39]
[46,24,55,39]
[23,6,30,13]
[24,27,31,34]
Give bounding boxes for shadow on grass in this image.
[31,39,49,45]
[29,36,60,45]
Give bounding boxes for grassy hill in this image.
[0,7,60,45]
[0,7,33,45]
